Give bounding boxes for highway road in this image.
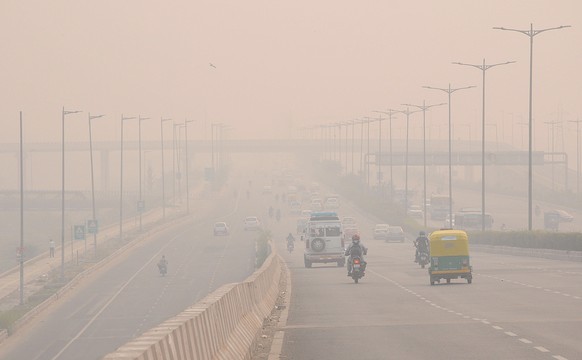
[0,180,267,360]
[273,192,582,360]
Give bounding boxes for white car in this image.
[373,224,390,240]
[213,222,230,236]
[243,216,261,231]
[324,197,339,209]
[407,205,423,218]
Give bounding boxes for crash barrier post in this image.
[103,252,282,360]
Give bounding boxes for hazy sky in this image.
[1,1,581,146]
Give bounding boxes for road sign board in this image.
[87,219,99,234]
[74,225,86,240]
[137,200,145,212]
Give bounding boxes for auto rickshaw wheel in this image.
[467,277,472,284]
[430,277,435,286]
[446,278,451,284]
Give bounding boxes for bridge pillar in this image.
[100,150,109,191]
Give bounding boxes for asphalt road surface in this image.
[0,183,265,360]
[274,193,582,360]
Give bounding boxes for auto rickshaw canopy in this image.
[429,229,470,257]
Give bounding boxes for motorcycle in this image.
[418,250,429,269]
[158,263,167,277]
[349,256,366,283]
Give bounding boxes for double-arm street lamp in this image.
[493,23,570,230]
[399,108,422,213]
[88,113,105,257]
[160,117,172,219]
[61,107,82,280]
[423,84,474,227]
[374,109,404,200]
[119,115,136,243]
[184,120,195,214]
[401,101,446,228]
[138,116,150,232]
[453,59,514,231]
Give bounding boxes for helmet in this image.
[419,231,426,236]
[352,234,360,242]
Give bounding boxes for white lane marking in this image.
[505,331,517,337]
[535,346,550,353]
[492,326,503,330]
[553,355,569,360]
[482,320,490,324]
[574,296,581,299]
[519,338,532,344]
[50,238,176,360]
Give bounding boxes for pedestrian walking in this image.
[49,238,55,258]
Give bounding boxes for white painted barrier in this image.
[103,252,282,360]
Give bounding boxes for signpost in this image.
[87,219,99,234]
[74,225,86,240]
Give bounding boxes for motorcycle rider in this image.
[157,255,168,274]
[276,208,281,222]
[345,234,367,276]
[414,231,429,263]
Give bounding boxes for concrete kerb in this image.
[103,251,283,360]
[7,210,193,337]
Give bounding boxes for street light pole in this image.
[19,111,24,304]
[160,117,172,219]
[184,120,195,214]
[493,23,571,231]
[88,113,104,258]
[119,115,135,244]
[399,108,421,214]
[61,107,82,280]
[423,84,474,227]
[569,118,582,194]
[402,101,446,229]
[453,59,513,231]
[138,116,150,232]
[374,109,404,200]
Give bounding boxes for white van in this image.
[303,212,345,268]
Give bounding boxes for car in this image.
[213,222,230,236]
[289,200,302,215]
[311,199,323,211]
[386,226,405,242]
[343,226,359,241]
[243,216,261,231]
[407,205,423,218]
[373,224,390,240]
[341,217,357,227]
[262,185,273,194]
[324,197,340,209]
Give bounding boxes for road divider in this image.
[103,251,283,360]
[472,244,582,262]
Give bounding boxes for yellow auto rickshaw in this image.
[428,229,472,285]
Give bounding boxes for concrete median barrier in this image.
[103,251,282,360]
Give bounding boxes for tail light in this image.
[353,258,360,264]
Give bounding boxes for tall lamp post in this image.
[493,23,570,231]
[374,109,404,200]
[19,112,24,304]
[402,101,446,228]
[569,118,582,194]
[453,59,514,231]
[160,117,172,219]
[184,120,195,214]
[119,115,136,244]
[399,108,421,214]
[88,113,104,258]
[138,116,150,231]
[423,84,474,227]
[61,107,82,280]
